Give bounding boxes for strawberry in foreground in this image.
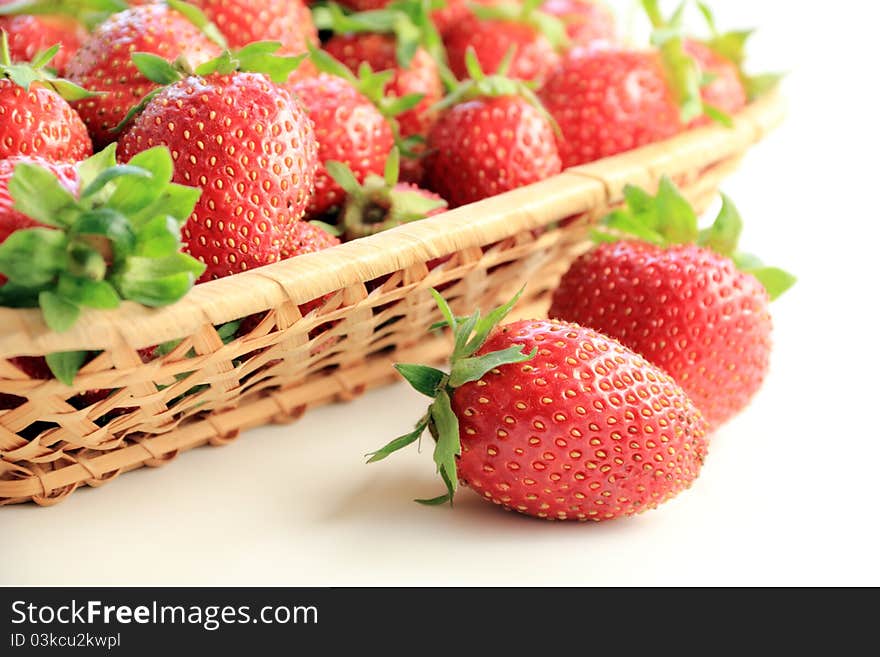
[117,43,319,282]
[65,0,224,148]
[443,0,566,84]
[0,144,205,381]
[550,179,795,428]
[369,290,709,520]
[0,31,95,162]
[424,50,561,207]
[326,148,447,241]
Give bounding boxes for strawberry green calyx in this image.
[116,41,306,131]
[367,289,536,505]
[0,0,126,30]
[0,30,100,101]
[0,144,206,337]
[695,1,783,101]
[468,0,570,51]
[308,43,425,121]
[434,47,558,131]
[327,148,447,240]
[314,0,449,77]
[641,0,704,124]
[593,176,796,300]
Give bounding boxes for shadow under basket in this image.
[0,91,786,506]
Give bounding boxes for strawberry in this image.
[117,44,319,282]
[183,0,318,82]
[318,1,446,146]
[423,52,561,207]
[0,33,94,162]
[541,0,616,50]
[550,179,795,428]
[538,47,681,167]
[0,144,206,385]
[369,290,709,520]
[65,1,224,148]
[443,0,566,83]
[326,148,447,240]
[0,0,89,75]
[294,47,423,218]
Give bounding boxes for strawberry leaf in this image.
[0,228,67,286]
[740,266,796,301]
[39,290,80,332]
[697,193,742,256]
[449,346,536,388]
[45,350,88,387]
[395,363,445,397]
[131,53,183,85]
[112,253,206,307]
[8,162,78,227]
[56,274,120,310]
[430,389,460,503]
[367,416,429,463]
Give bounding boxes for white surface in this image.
[3,1,880,587]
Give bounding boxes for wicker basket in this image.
[0,91,785,506]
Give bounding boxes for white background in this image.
[3,1,879,586]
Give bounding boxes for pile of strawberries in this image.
[0,0,792,520]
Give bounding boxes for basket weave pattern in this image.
[0,92,784,506]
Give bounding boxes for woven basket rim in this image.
[0,91,785,358]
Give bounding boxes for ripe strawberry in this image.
[294,47,405,218]
[550,179,795,427]
[683,39,745,127]
[369,291,709,520]
[0,34,94,162]
[541,0,616,49]
[319,2,445,144]
[538,47,681,167]
[326,148,447,240]
[118,45,319,282]
[443,0,566,83]
[65,2,223,148]
[0,1,88,75]
[184,0,318,81]
[423,53,561,207]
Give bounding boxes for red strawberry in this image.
[293,68,394,218]
[444,0,566,83]
[550,179,795,427]
[369,292,709,520]
[423,54,561,207]
[65,3,223,148]
[0,34,93,162]
[0,4,87,75]
[0,156,78,246]
[684,39,745,127]
[539,48,681,167]
[319,3,445,145]
[325,148,447,240]
[281,220,341,261]
[118,47,319,282]
[185,0,318,82]
[541,0,616,49]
